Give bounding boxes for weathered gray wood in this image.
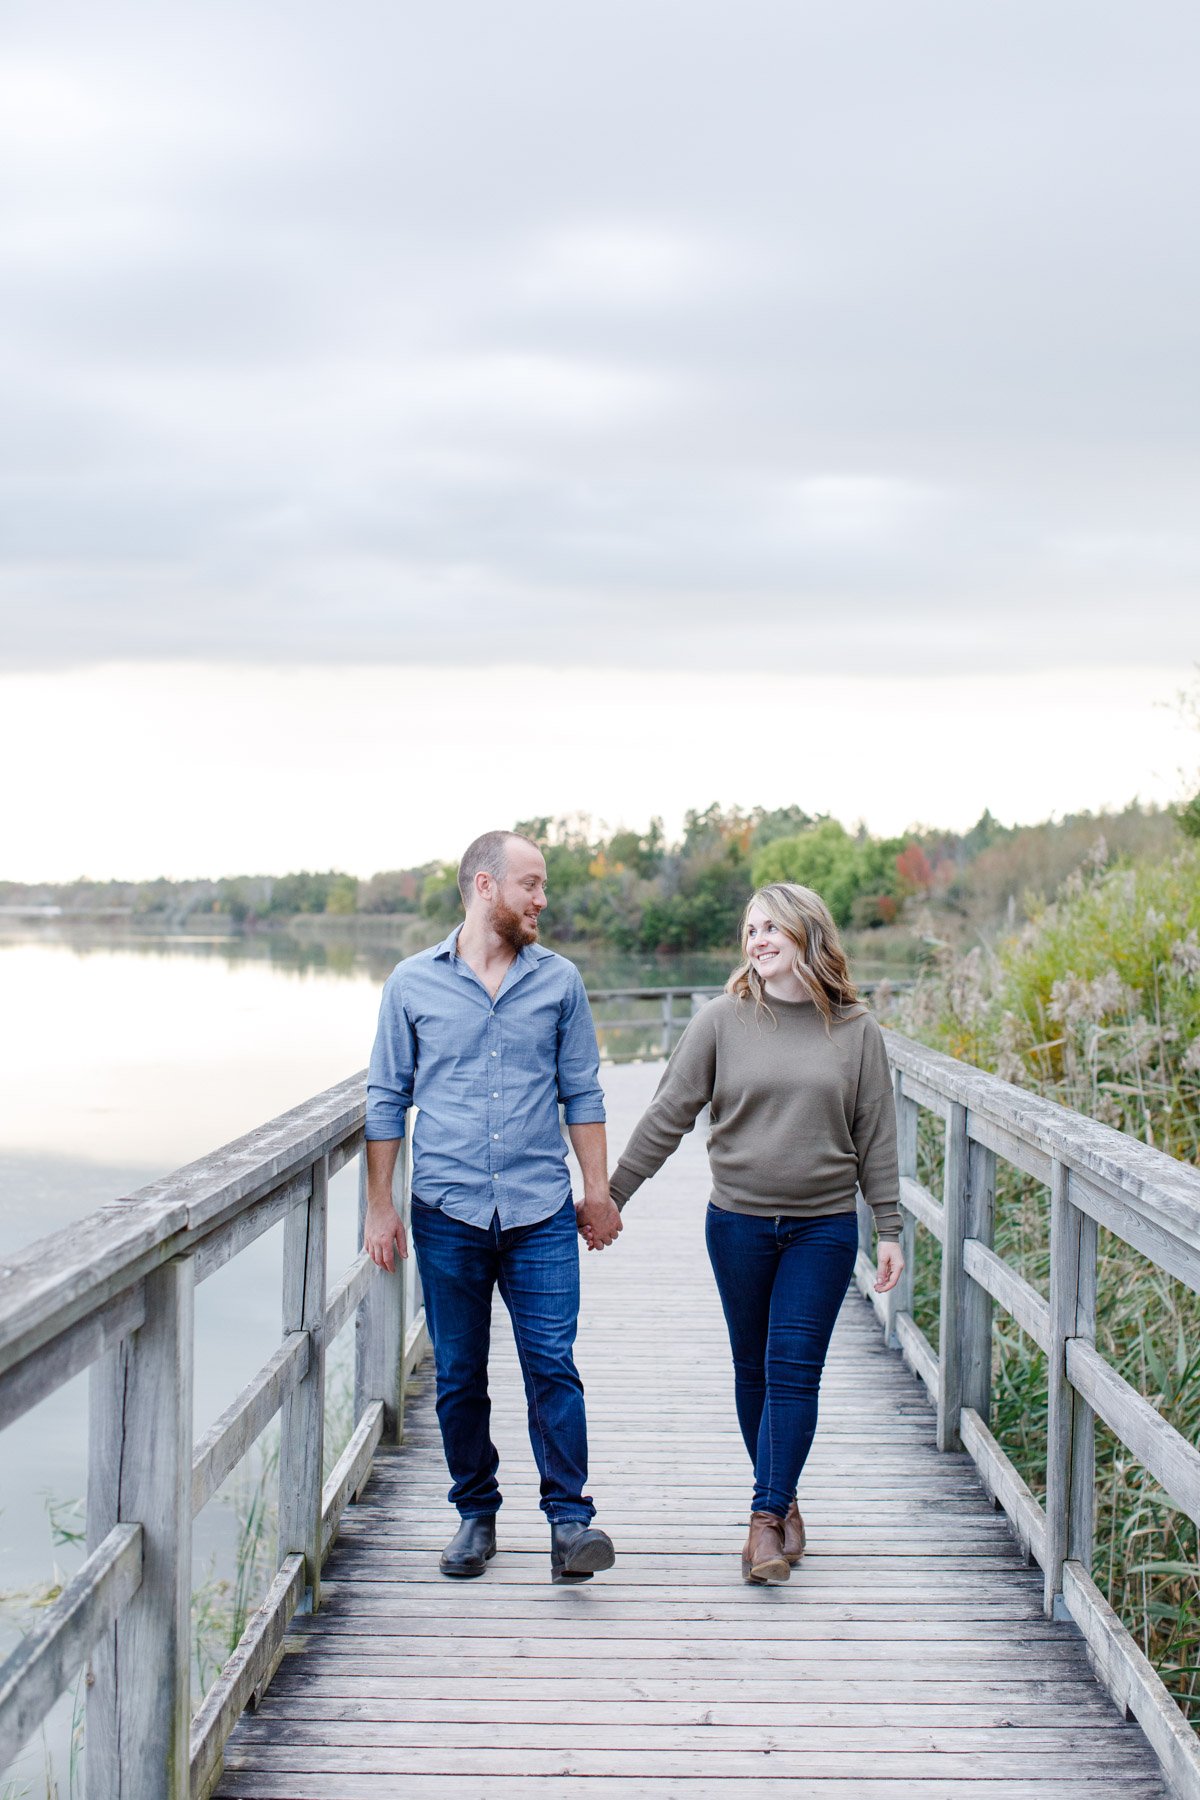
[961,1238,1051,1353]
[402,1311,430,1381]
[885,1029,1200,1264]
[959,1138,996,1424]
[899,1173,944,1241]
[354,1148,407,1445]
[1069,1167,1200,1299]
[895,1311,938,1401]
[0,1522,141,1772]
[965,1108,1054,1186]
[1067,1337,1200,1529]
[886,1077,917,1346]
[0,1281,144,1433]
[192,1333,310,1517]
[193,1175,311,1287]
[321,1403,385,1558]
[214,1777,1172,1800]
[190,1556,306,1800]
[1045,1162,1087,1612]
[87,1257,194,1800]
[1070,1210,1098,1576]
[959,1406,1047,1568]
[278,1158,328,1610]
[938,1102,969,1452]
[324,1253,373,1349]
[0,1075,364,1375]
[1063,1559,1200,1800]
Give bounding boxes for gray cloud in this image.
[1,0,1198,674]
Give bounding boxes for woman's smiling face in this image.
[744,902,799,976]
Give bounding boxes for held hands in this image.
[575,1188,623,1252]
[364,1201,409,1272]
[874,1241,904,1294]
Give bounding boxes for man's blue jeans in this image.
[409,1194,594,1524]
[705,1205,858,1518]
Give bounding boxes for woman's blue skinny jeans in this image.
[705,1204,858,1518]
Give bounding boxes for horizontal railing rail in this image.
[0,1075,428,1800]
[585,980,907,1059]
[857,1027,1200,1800]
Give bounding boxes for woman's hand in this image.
[874,1242,904,1294]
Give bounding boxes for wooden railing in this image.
[0,1075,426,1800]
[860,1028,1200,1800]
[587,980,904,1060]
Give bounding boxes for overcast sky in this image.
[1,2,1197,876]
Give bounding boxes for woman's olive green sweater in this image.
[608,993,904,1241]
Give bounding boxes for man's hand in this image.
[575,1192,623,1252]
[364,1202,409,1272]
[874,1241,904,1293]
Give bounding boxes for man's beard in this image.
[493,898,538,952]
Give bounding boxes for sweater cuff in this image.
[867,1197,904,1242]
[608,1159,649,1212]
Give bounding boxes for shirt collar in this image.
[432,923,547,975]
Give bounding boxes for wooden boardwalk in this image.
[215,1062,1172,1800]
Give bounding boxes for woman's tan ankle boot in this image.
[741,1511,790,1584]
[782,1497,806,1564]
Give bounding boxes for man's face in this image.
[489,839,548,950]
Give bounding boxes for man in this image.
[363,829,623,1582]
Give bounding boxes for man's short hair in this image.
[457,830,541,907]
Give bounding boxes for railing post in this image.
[660,992,673,1057]
[278,1156,328,1612]
[960,1136,997,1424]
[86,1258,194,1800]
[1046,1159,1097,1613]
[937,1102,969,1451]
[356,1135,408,1447]
[886,1070,917,1348]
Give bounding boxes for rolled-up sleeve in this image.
[556,968,606,1124]
[365,974,416,1140]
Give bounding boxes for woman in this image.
[606,883,904,1584]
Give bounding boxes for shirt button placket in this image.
[488,1010,501,1219]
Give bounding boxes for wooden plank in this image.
[899,1175,944,1241]
[964,1109,1054,1186]
[961,1239,1050,1353]
[0,1281,144,1433]
[1063,1559,1200,1800]
[193,1175,310,1287]
[278,1159,328,1610]
[0,1075,365,1375]
[0,1522,142,1773]
[324,1254,373,1349]
[1066,1338,1200,1529]
[884,1028,1200,1266]
[959,1139,995,1422]
[938,1103,968,1451]
[215,1776,1173,1799]
[218,1745,1160,1777]
[86,1256,194,1800]
[959,1406,1048,1569]
[321,1403,385,1560]
[886,1079,917,1345]
[894,1311,938,1401]
[192,1333,310,1517]
[355,1149,406,1444]
[190,1556,306,1800]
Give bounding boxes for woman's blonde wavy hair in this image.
[726,883,860,1028]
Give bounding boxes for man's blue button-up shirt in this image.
[365,926,606,1230]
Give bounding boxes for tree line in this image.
[3,798,1188,950]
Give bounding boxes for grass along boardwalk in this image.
[214,1062,1171,1800]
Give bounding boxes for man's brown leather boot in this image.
[741,1511,790,1584]
[782,1498,806,1564]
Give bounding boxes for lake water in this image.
[0,924,742,1793]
